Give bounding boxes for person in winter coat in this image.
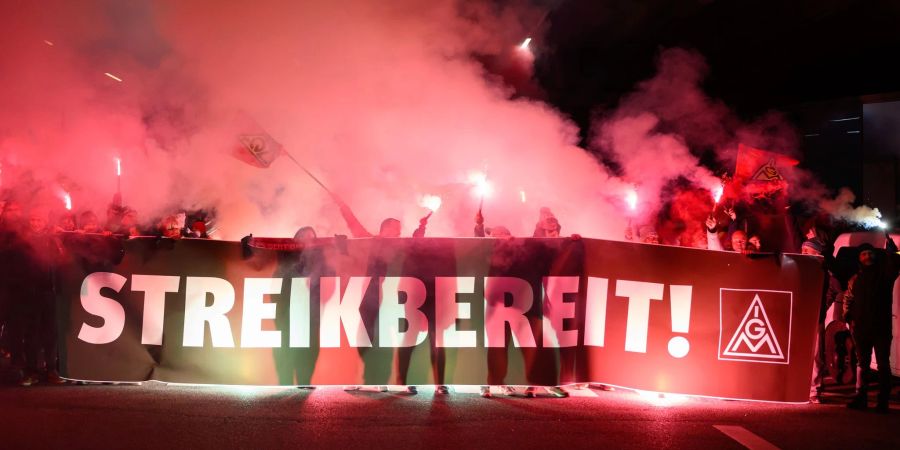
[842,235,897,413]
[11,208,64,385]
[802,238,843,403]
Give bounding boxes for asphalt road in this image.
[0,380,897,450]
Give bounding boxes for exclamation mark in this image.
[667,285,692,358]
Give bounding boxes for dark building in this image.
[790,94,900,223]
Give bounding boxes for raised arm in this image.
[412,212,431,238]
[474,210,485,237]
[706,216,724,251]
[335,197,373,238]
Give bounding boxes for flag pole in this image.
[282,150,332,195]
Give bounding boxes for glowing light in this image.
[164,381,294,390]
[468,171,493,199]
[520,37,532,50]
[878,220,889,230]
[625,189,638,211]
[420,194,442,212]
[634,389,689,407]
[520,190,527,203]
[115,157,121,176]
[104,72,123,82]
[44,40,54,46]
[63,192,72,211]
[712,185,724,204]
[161,381,301,398]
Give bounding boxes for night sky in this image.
[534,0,900,129]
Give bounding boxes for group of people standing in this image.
[804,229,897,413]
[0,197,210,386]
[1,191,895,411]
[326,201,573,398]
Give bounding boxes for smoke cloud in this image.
[0,1,881,243]
[1,0,630,239]
[820,188,883,229]
[590,47,879,239]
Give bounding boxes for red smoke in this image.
[0,1,878,242]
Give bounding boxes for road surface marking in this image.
[714,425,780,450]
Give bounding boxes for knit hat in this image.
[801,239,824,254]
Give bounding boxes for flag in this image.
[231,113,284,168]
[734,144,799,198]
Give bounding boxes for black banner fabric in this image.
[56,236,824,402]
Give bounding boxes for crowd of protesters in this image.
[0,188,895,412]
[329,188,895,404]
[0,196,211,386]
[295,188,896,406]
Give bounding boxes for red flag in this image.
[231,114,284,168]
[734,144,799,198]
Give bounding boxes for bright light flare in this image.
[63,192,72,211]
[634,389,688,407]
[221,385,297,398]
[420,194,442,212]
[878,220,889,230]
[712,185,724,204]
[115,157,122,176]
[104,72,123,82]
[520,190,527,203]
[468,171,493,199]
[625,189,638,211]
[44,40,54,46]
[520,37,532,50]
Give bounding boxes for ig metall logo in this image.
[718,288,793,364]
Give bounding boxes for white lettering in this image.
[183,277,236,347]
[542,276,579,347]
[436,277,476,347]
[77,272,127,344]
[615,279,664,353]
[131,275,180,345]
[584,277,608,347]
[241,278,282,348]
[289,278,311,348]
[484,277,536,347]
[320,277,372,347]
[379,277,428,347]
